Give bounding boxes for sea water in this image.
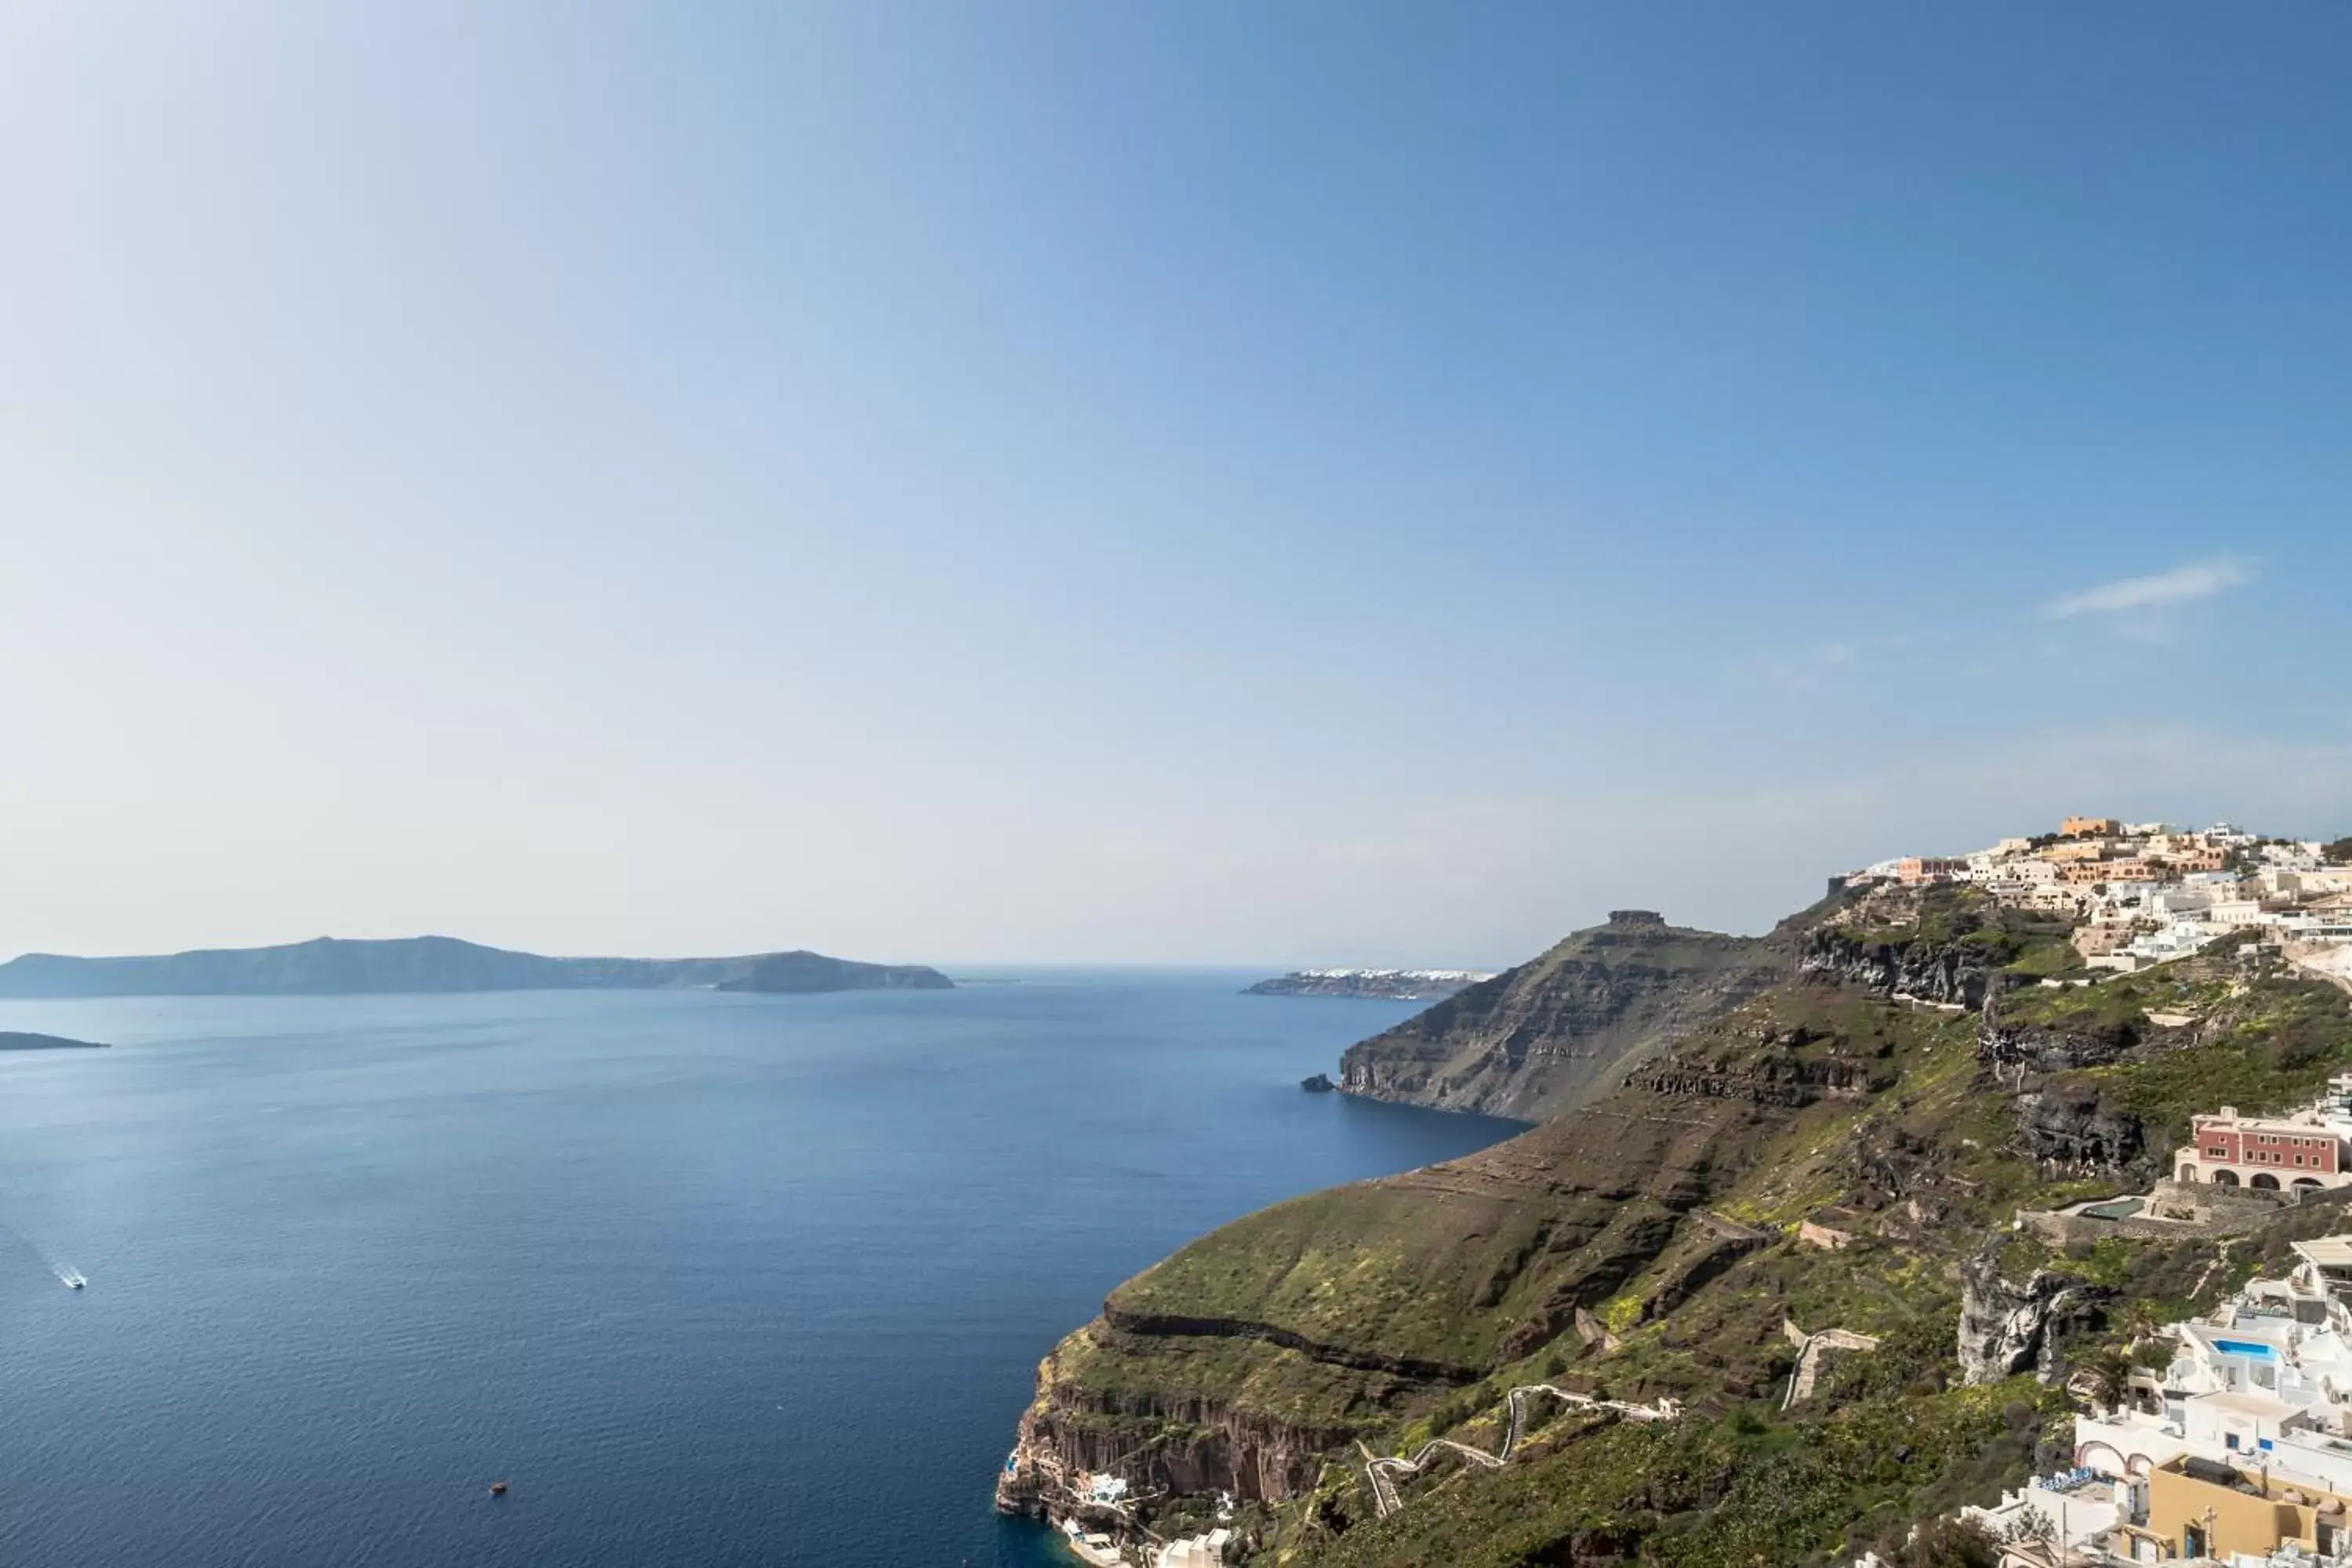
[0,972,1522,1566]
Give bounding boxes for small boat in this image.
[488,1481,508,1497]
[60,1272,85,1290]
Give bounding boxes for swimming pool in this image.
[2215,1339,2279,1359]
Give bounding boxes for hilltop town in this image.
[1850,817,2352,984]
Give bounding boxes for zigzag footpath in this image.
[1357,1385,1680,1519]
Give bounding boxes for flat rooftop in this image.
[2198,1390,2300,1419]
[2296,1237,2352,1269]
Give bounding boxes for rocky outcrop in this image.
[1797,929,1993,1007]
[1300,1073,1336,1092]
[1337,913,1788,1119]
[997,1384,1352,1512]
[996,1327,1399,1514]
[1624,1042,1886,1109]
[2015,1083,2150,1178]
[1958,1244,2117,1385]
[1977,1015,2140,1076]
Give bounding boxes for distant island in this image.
[0,1031,108,1051]
[1243,967,1495,1001]
[0,936,954,999]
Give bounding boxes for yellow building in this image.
[2062,816,2123,838]
[2146,1454,2352,1559]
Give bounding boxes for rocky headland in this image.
[1334,909,1799,1120]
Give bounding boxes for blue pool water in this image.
[0,974,1523,1566]
[2214,1339,2279,1359]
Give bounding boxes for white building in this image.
[2281,915,2352,944]
[1156,1530,1232,1568]
[2150,884,2225,917]
[1959,1473,2130,1566]
[2076,1243,2352,1501]
[2118,920,2225,970]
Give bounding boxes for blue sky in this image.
[3,3,2347,965]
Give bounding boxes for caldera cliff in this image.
[1000,878,2352,1566]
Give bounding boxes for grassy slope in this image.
[1040,977,1983,1492]
[1256,942,2352,1566]
[1019,885,2352,1566]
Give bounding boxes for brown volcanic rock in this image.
[1334,910,1796,1120]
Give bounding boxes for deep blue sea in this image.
[0,972,1521,1566]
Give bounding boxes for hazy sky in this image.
[5,4,2349,967]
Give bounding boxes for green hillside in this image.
[1000,884,2352,1566]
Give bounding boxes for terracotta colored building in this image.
[2164,846,2230,873]
[2176,1108,2351,1190]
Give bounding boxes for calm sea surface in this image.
[0,972,1521,1566]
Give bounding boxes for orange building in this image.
[2062,816,2122,838]
[2147,1454,2352,1559]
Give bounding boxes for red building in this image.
[2176,1108,2351,1190]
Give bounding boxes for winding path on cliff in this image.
[1358,1385,1681,1519]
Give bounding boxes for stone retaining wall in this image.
[2017,1179,2352,1247]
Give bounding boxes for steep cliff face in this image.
[997,1320,1404,1512]
[1623,1018,1891,1107]
[1796,928,1994,1007]
[1335,912,1789,1120]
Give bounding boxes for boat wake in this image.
[55,1266,86,1290]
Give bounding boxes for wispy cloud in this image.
[1750,635,1919,694]
[2044,557,2256,619]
